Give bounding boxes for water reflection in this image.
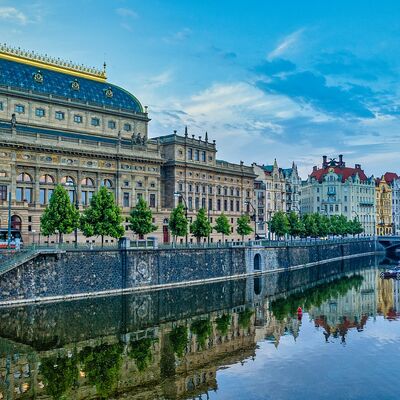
[0,255,398,399]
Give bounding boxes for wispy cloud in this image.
[143,70,173,89]
[163,28,192,43]
[116,8,138,19]
[0,6,28,25]
[268,28,305,60]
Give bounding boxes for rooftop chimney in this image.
[322,155,327,168]
[339,154,344,167]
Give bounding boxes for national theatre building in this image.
[0,45,255,244]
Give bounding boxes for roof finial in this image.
[184,126,188,137]
[205,131,208,142]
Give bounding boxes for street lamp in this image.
[66,180,79,248]
[244,200,257,240]
[174,191,188,244]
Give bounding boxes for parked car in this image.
[380,266,400,280]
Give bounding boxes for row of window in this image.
[187,148,207,162]
[184,197,242,212]
[178,183,244,196]
[9,104,133,131]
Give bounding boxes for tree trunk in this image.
[58,232,62,244]
[101,235,104,247]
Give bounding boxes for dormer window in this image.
[74,114,83,123]
[124,123,131,131]
[91,117,100,127]
[108,120,116,129]
[35,108,45,117]
[15,104,25,114]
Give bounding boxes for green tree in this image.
[214,213,231,242]
[168,204,188,242]
[287,211,305,238]
[302,214,319,238]
[237,214,253,241]
[347,217,364,236]
[329,215,348,236]
[80,186,124,246]
[315,214,331,237]
[40,184,79,244]
[268,211,290,239]
[129,197,158,238]
[190,208,212,243]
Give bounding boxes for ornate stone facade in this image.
[0,46,256,244]
[375,176,393,235]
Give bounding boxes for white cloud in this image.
[268,28,305,60]
[116,8,138,19]
[163,28,192,43]
[0,6,28,25]
[143,70,173,89]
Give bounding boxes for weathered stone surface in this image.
[0,240,378,303]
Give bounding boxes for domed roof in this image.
[0,56,143,113]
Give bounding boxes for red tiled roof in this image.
[310,166,368,183]
[383,172,399,184]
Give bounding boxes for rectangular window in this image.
[124,123,131,131]
[194,150,199,161]
[335,204,339,212]
[108,120,116,129]
[25,188,32,203]
[39,188,46,205]
[189,184,193,192]
[201,198,206,208]
[188,148,193,160]
[188,196,193,210]
[16,187,23,201]
[217,199,221,211]
[68,190,75,203]
[209,186,213,194]
[0,102,3,111]
[88,191,93,203]
[195,197,200,210]
[224,199,228,211]
[35,108,45,117]
[201,151,206,162]
[230,200,234,211]
[123,192,130,207]
[136,193,143,203]
[0,185,7,200]
[91,117,100,126]
[236,200,240,212]
[178,183,183,191]
[15,104,25,113]
[74,115,82,123]
[149,193,156,208]
[208,198,213,210]
[82,191,87,206]
[47,189,54,202]
[55,111,65,120]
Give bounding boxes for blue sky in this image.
[1,0,399,177]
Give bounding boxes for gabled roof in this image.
[383,172,399,184]
[310,166,368,183]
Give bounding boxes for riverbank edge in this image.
[0,250,382,308]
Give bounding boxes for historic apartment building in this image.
[0,45,256,244]
[375,175,393,235]
[252,160,299,238]
[381,172,400,235]
[157,130,256,243]
[301,155,376,236]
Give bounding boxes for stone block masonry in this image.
[0,239,380,304]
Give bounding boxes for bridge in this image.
[377,236,400,252]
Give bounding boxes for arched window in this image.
[16,172,32,183]
[81,177,94,186]
[61,176,75,185]
[39,174,55,184]
[11,215,22,230]
[102,179,113,188]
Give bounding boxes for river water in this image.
[0,254,399,399]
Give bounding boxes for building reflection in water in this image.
[0,255,398,399]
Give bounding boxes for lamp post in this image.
[174,191,188,244]
[66,181,79,248]
[244,200,257,240]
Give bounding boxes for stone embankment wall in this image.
[0,239,379,304]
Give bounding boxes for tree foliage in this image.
[190,208,212,242]
[287,211,305,237]
[80,186,124,246]
[40,184,80,243]
[79,343,123,399]
[214,213,231,241]
[169,204,188,241]
[269,211,290,239]
[40,354,78,399]
[129,197,157,237]
[236,214,253,240]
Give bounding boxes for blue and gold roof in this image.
[0,45,143,113]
